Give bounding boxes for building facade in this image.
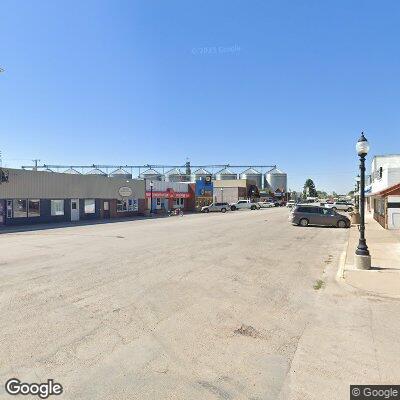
[194,177,213,210]
[368,155,400,194]
[0,168,146,226]
[145,181,195,213]
[366,155,400,229]
[372,183,400,229]
[212,179,260,203]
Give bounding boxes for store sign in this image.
[195,179,213,197]
[145,191,191,199]
[118,186,133,197]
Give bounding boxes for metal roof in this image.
[241,167,261,175]
[216,167,235,175]
[63,168,81,174]
[165,168,183,176]
[86,168,107,175]
[110,168,130,175]
[267,168,286,175]
[141,168,161,175]
[193,168,211,175]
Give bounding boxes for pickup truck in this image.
[230,200,260,211]
[324,201,354,212]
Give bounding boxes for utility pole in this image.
[32,159,41,171]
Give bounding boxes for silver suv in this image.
[201,202,230,213]
[289,205,350,228]
[325,201,354,212]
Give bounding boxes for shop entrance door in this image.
[103,201,110,218]
[0,200,5,225]
[71,199,80,221]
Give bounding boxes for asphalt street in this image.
[0,208,399,399]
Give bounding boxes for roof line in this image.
[375,182,400,196]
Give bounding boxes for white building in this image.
[369,154,400,194]
[367,154,400,229]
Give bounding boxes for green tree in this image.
[303,179,317,198]
[316,190,328,198]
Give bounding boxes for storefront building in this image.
[0,168,146,226]
[372,183,400,230]
[145,181,195,213]
[367,154,400,211]
[195,177,213,210]
[212,179,260,204]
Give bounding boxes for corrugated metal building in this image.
[0,168,146,226]
[212,179,259,203]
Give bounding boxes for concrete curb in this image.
[336,236,350,281]
[336,232,400,299]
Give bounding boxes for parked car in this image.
[230,200,260,211]
[258,201,275,208]
[201,202,230,213]
[325,201,354,212]
[286,200,296,208]
[289,205,350,228]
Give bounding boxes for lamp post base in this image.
[355,254,371,270]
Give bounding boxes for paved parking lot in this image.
[1,208,399,399]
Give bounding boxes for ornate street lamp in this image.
[355,132,371,269]
[220,187,224,203]
[150,180,154,214]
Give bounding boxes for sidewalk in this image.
[339,212,400,297]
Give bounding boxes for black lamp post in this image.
[355,132,371,266]
[150,180,154,214]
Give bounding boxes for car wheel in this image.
[347,207,353,212]
[204,208,209,213]
[221,208,226,213]
[299,218,309,227]
[251,205,256,210]
[337,220,347,228]
[231,206,236,211]
[332,207,337,211]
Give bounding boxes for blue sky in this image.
[1,0,399,193]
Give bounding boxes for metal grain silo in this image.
[191,168,211,182]
[240,168,262,188]
[86,168,107,176]
[63,168,81,174]
[164,168,185,182]
[215,168,237,180]
[140,168,162,181]
[110,168,132,179]
[265,168,287,193]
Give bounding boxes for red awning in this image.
[375,182,400,197]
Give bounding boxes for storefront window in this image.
[28,199,40,217]
[13,199,27,218]
[374,198,385,216]
[117,199,127,212]
[84,199,95,214]
[117,199,138,212]
[51,200,65,216]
